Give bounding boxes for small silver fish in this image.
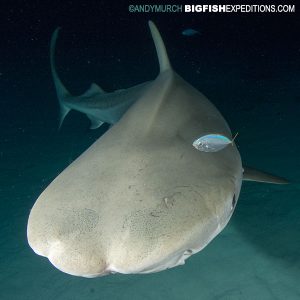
[193,133,239,152]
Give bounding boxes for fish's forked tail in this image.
[50,27,71,129]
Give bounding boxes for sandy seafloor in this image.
[0,2,300,299]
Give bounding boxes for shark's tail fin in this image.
[148,21,172,73]
[50,27,71,129]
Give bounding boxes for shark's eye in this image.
[232,194,236,209]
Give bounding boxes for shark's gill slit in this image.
[232,194,236,209]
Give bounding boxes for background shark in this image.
[51,28,152,129]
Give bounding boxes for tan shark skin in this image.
[27,21,286,278]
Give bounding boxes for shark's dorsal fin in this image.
[243,167,289,184]
[148,21,171,73]
[81,83,105,98]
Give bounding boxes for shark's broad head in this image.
[27,21,287,278]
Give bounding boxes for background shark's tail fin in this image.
[148,21,171,73]
[50,27,71,129]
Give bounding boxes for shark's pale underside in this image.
[50,28,152,129]
[27,21,288,277]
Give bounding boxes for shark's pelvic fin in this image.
[148,21,171,73]
[81,83,105,98]
[87,115,104,129]
[50,27,72,129]
[243,167,289,184]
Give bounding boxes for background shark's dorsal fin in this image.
[148,21,171,73]
[243,166,289,184]
[81,83,105,98]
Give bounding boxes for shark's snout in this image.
[28,141,241,276]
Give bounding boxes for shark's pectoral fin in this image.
[81,83,105,98]
[243,166,289,184]
[87,115,104,129]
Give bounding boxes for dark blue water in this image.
[0,1,299,299]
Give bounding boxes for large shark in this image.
[27,21,288,277]
[50,28,152,129]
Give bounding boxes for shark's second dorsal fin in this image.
[81,83,105,98]
[148,21,171,73]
